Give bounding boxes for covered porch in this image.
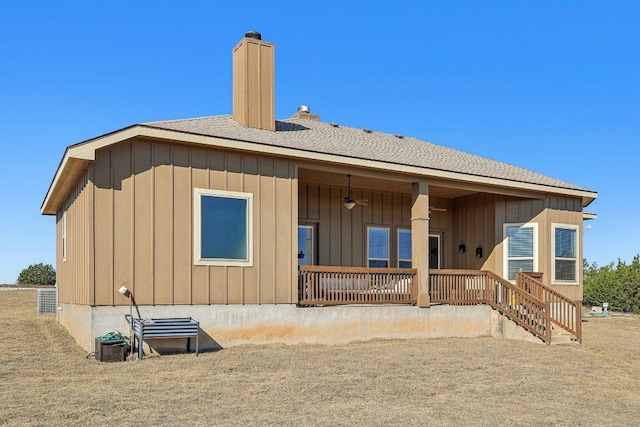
[297,267,581,344]
[296,167,584,343]
[297,166,552,295]
[297,167,502,307]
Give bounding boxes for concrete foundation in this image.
[57,303,542,354]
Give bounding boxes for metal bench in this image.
[126,316,199,360]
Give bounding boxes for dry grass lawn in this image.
[1,290,639,426]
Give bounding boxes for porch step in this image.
[550,326,578,345]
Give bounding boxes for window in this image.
[397,229,412,268]
[367,226,389,268]
[552,224,578,283]
[503,223,538,281]
[61,212,67,262]
[193,188,253,266]
[298,225,315,266]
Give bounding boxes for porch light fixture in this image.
[344,200,356,210]
[459,244,466,253]
[476,247,483,259]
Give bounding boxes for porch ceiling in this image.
[298,168,477,199]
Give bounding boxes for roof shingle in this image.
[142,115,588,192]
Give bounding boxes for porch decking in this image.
[298,266,581,344]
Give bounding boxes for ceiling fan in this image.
[344,174,368,209]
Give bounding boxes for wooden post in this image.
[576,301,582,343]
[412,181,430,307]
[545,301,552,345]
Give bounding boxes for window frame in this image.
[397,228,412,268]
[61,211,67,262]
[551,223,579,285]
[367,225,390,268]
[503,222,538,282]
[193,188,253,267]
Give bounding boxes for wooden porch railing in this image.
[298,266,417,306]
[429,270,552,343]
[516,272,582,342]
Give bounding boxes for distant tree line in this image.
[583,255,640,314]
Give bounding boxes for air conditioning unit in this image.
[37,288,57,314]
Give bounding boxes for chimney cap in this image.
[245,31,262,40]
[298,105,310,113]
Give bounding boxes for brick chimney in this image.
[232,31,275,131]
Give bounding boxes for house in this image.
[42,32,597,352]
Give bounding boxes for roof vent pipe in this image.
[245,31,262,40]
[291,104,319,121]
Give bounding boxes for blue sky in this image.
[0,1,638,283]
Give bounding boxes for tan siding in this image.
[172,146,192,304]
[489,195,584,300]
[275,160,294,303]
[93,150,113,305]
[318,186,331,265]
[191,147,210,305]
[451,195,497,271]
[483,199,495,272]
[241,155,259,304]
[493,196,505,276]
[329,187,342,265]
[153,144,173,305]
[112,143,133,305]
[290,164,299,303]
[307,185,319,220]
[133,142,154,305]
[298,182,308,219]
[57,171,92,305]
[371,192,383,225]
[85,139,295,306]
[340,187,352,266]
[351,190,365,266]
[259,158,276,304]
[545,196,583,301]
[382,193,393,226]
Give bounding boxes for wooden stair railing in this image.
[516,272,582,343]
[485,272,551,344]
[430,270,553,344]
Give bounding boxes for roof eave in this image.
[41,124,598,215]
[40,125,141,215]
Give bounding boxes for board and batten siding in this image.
[56,171,93,305]
[298,183,450,268]
[452,194,498,271]
[540,196,584,301]
[79,138,297,306]
[491,194,583,300]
